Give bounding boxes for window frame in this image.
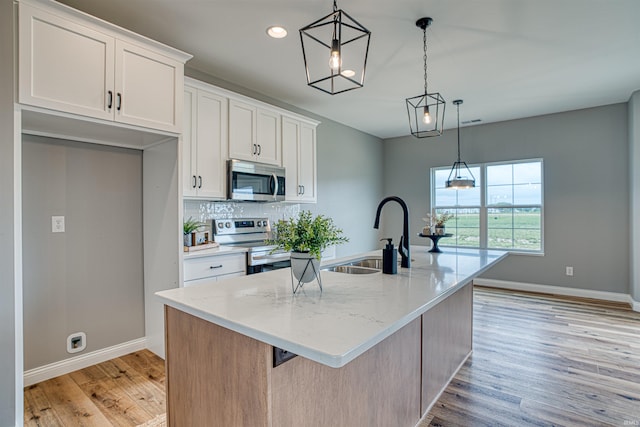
[430,158,544,254]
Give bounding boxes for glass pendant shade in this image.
[406,17,445,138]
[299,0,371,95]
[446,99,476,189]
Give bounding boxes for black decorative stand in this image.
[291,257,323,294]
[418,233,453,253]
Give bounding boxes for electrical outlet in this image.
[565,266,574,276]
[67,332,86,353]
[52,216,65,233]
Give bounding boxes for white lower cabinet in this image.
[183,252,246,286]
[282,115,318,203]
[183,79,228,199]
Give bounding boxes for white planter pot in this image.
[290,251,321,284]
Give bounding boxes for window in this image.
[431,159,543,252]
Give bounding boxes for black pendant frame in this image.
[299,3,371,95]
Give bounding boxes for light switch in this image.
[52,216,65,233]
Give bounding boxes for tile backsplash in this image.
[183,200,301,235]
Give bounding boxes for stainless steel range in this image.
[213,217,290,274]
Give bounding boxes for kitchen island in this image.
[157,246,507,427]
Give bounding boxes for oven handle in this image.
[252,252,291,261]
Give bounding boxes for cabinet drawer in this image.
[184,253,246,281]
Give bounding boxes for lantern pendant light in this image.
[299,0,371,95]
[406,17,445,138]
[446,100,476,189]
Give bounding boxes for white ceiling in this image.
[57,0,640,139]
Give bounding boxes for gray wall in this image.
[185,67,385,258]
[384,104,630,294]
[22,136,145,370]
[631,91,640,302]
[307,118,384,257]
[0,0,17,424]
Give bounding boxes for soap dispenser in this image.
[381,238,397,275]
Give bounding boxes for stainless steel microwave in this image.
[227,159,286,202]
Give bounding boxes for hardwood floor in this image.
[24,350,165,427]
[24,287,640,426]
[422,287,640,427]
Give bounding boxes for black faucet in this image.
[373,196,410,268]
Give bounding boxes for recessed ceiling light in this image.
[341,69,356,78]
[267,26,287,39]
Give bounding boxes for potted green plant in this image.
[422,212,454,235]
[183,217,204,247]
[268,211,348,284]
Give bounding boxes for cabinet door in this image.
[195,90,228,199]
[282,116,301,201]
[256,108,281,165]
[115,40,183,133]
[182,87,198,197]
[19,3,115,121]
[298,123,317,202]
[228,99,256,161]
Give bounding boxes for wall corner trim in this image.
[23,337,147,386]
[474,278,637,311]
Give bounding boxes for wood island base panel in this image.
[166,306,423,427]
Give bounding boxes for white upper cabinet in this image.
[228,99,281,166]
[282,115,318,203]
[256,108,281,165]
[18,0,190,134]
[183,80,228,199]
[114,40,183,132]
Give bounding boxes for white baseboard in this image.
[474,278,639,312]
[24,337,147,386]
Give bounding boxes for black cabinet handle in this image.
[209,265,223,269]
[253,144,257,155]
[257,144,261,155]
[192,175,197,189]
[198,176,202,188]
[107,90,113,109]
[116,93,122,111]
[301,185,305,195]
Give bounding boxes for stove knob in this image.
[225,222,231,228]
[258,221,264,227]
[217,222,224,229]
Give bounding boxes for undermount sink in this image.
[323,256,416,275]
[349,258,383,269]
[323,265,380,275]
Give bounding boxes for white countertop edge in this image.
[183,245,248,259]
[158,250,507,368]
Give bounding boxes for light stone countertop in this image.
[182,245,248,259]
[157,246,507,368]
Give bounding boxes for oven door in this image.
[246,249,291,274]
[228,159,285,202]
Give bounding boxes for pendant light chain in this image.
[423,27,428,95]
[456,102,461,162]
[405,17,444,138]
[333,0,337,12]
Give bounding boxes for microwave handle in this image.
[271,173,278,199]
